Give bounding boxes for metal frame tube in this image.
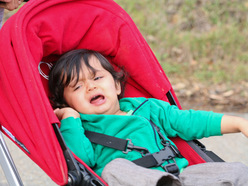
[0,131,23,186]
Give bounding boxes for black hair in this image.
[48,49,127,108]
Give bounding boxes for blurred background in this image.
[1,0,248,185]
[114,0,248,113]
[3,0,248,113]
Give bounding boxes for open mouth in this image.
[90,94,105,105]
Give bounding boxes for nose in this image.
[86,80,97,92]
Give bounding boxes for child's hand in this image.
[54,107,80,120]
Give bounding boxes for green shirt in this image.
[60,97,223,176]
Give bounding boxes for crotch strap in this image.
[132,141,181,176]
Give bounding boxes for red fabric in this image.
[0,0,205,185]
[171,137,205,166]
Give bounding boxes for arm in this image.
[54,107,96,167]
[221,115,248,137]
[151,98,248,139]
[149,98,223,140]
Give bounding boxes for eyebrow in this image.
[67,75,84,88]
[67,69,105,88]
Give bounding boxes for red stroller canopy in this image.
[0,0,204,185]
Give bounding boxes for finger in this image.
[54,108,60,114]
[0,2,6,9]
[53,108,63,120]
[12,0,20,8]
[2,0,22,11]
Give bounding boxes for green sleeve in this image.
[60,117,96,167]
[149,98,223,140]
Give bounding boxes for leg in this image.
[102,158,181,186]
[179,162,248,186]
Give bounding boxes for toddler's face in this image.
[63,56,122,115]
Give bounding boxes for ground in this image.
[172,78,248,113]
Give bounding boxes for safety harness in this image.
[85,121,183,176]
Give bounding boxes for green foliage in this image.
[114,0,248,84]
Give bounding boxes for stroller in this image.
[0,0,223,185]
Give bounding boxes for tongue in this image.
[91,95,104,105]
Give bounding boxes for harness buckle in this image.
[152,146,175,166]
[152,145,180,176]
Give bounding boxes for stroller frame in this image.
[0,130,23,186]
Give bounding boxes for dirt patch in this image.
[172,78,248,113]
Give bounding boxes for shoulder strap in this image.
[85,130,127,151]
[85,130,149,154]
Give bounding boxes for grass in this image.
[114,0,248,85]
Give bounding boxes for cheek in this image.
[67,97,83,111]
[63,92,78,107]
[63,92,70,104]
[70,94,84,105]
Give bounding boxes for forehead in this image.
[85,55,105,70]
[78,55,107,79]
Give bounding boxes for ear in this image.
[115,81,122,96]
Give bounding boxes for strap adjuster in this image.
[163,160,180,177]
[123,139,133,154]
[123,139,149,155]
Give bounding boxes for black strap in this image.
[132,155,157,168]
[85,130,127,151]
[85,130,149,154]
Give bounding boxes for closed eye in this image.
[74,85,82,91]
[94,76,103,81]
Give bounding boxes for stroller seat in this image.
[0,0,222,185]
